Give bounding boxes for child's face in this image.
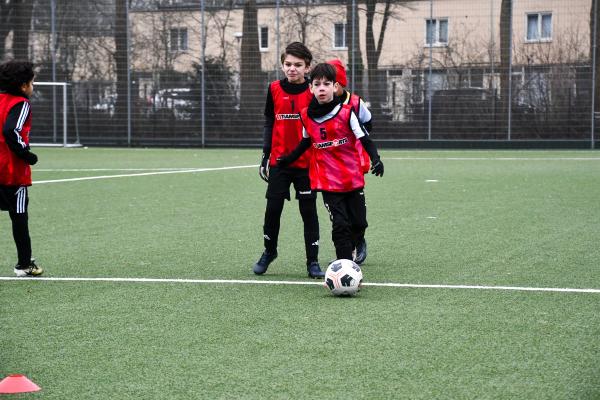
[21,79,34,97]
[310,77,338,104]
[282,55,308,84]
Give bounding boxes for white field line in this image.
[33,165,257,184]
[36,168,200,172]
[386,157,600,161]
[0,276,599,294]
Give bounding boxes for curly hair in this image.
[280,42,312,66]
[0,60,34,96]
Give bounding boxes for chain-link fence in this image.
[2,0,598,148]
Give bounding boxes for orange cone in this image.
[0,374,41,393]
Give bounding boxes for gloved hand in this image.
[371,158,384,177]
[259,153,269,182]
[23,151,38,166]
[276,155,292,169]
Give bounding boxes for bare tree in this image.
[363,0,412,115]
[239,0,262,120]
[0,0,35,60]
[346,0,364,94]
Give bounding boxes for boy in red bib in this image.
[254,42,324,278]
[278,63,383,262]
[0,60,43,276]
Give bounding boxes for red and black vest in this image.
[300,104,364,192]
[0,94,32,186]
[269,80,312,168]
[343,91,370,174]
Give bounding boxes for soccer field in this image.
[1,148,599,399]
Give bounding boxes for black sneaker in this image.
[253,250,277,275]
[307,261,325,279]
[14,259,44,277]
[354,239,367,265]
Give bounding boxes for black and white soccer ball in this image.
[324,259,363,296]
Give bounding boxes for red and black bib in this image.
[300,104,364,192]
[0,94,32,186]
[269,80,312,168]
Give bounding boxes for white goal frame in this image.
[32,81,80,147]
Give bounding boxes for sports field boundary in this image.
[33,165,256,184]
[1,276,598,294]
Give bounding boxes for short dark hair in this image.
[0,60,34,96]
[310,63,336,83]
[280,42,312,66]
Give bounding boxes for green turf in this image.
[1,148,599,399]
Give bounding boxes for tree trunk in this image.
[114,0,129,137]
[365,0,390,116]
[239,0,262,125]
[346,0,364,94]
[499,0,512,114]
[12,0,33,60]
[0,3,13,60]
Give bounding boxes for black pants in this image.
[263,167,319,264]
[322,189,368,260]
[0,186,32,266]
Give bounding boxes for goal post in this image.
[30,81,81,148]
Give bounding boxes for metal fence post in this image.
[201,0,206,148]
[126,1,131,146]
[507,0,513,141]
[351,0,356,93]
[427,0,433,141]
[592,0,598,149]
[276,0,280,79]
[50,0,57,143]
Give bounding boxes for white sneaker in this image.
[14,260,44,277]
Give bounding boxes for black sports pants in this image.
[321,189,368,260]
[0,186,32,267]
[263,167,319,264]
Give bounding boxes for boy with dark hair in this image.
[0,60,43,276]
[254,42,324,278]
[277,63,384,262]
[328,59,371,265]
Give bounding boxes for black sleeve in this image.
[2,101,32,158]
[262,87,275,154]
[283,137,311,164]
[362,120,373,134]
[359,135,380,162]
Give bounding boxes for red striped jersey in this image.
[0,93,32,186]
[269,80,312,168]
[343,92,370,174]
[300,104,365,192]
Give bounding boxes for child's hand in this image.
[24,151,38,165]
[371,159,384,177]
[259,153,269,182]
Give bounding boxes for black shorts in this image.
[0,185,29,214]
[266,166,316,201]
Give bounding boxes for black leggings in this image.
[263,197,319,263]
[9,211,31,266]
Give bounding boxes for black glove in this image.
[276,155,292,169]
[259,153,269,182]
[23,151,38,166]
[371,158,384,177]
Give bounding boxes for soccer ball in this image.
[324,259,363,296]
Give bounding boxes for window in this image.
[426,18,448,46]
[333,23,346,49]
[526,13,552,41]
[259,26,268,51]
[170,28,188,51]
